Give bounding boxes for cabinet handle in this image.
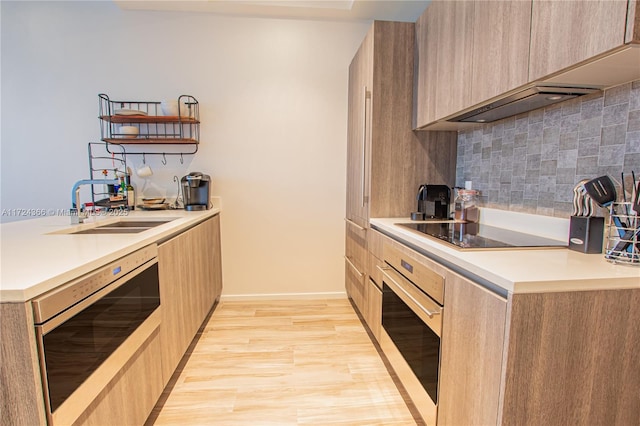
[378,265,441,318]
[345,256,364,279]
[344,218,366,232]
[361,86,370,208]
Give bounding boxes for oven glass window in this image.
[42,263,160,412]
[382,283,440,404]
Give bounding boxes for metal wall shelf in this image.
[98,93,200,157]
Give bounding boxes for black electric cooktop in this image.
[396,222,567,250]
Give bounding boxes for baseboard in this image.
[220,291,347,302]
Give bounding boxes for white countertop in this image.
[0,208,220,302]
[371,217,640,294]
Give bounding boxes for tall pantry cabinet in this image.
[344,20,457,326]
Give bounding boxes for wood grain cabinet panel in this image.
[379,236,640,426]
[470,0,531,105]
[73,330,164,426]
[529,0,631,81]
[345,220,367,314]
[345,20,457,312]
[438,273,507,426]
[414,7,437,127]
[158,215,222,385]
[346,26,372,229]
[433,0,474,121]
[500,289,640,425]
[0,302,47,425]
[414,1,474,126]
[364,278,382,342]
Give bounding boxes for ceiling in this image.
[114,0,432,22]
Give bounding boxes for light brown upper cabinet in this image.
[415,0,531,127]
[470,1,532,106]
[415,0,640,130]
[529,0,632,81]
[415,1,474,127]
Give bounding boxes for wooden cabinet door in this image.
[364,278,382,342]
[415,1,474,126]
[345,220,367,313]
[529,0,630,81]
[346,27,373,228]
[345,256,365,314]
[209,214,223,306]
[414,7,437,127]
[471,1,531,105]
[74,331,164,426]
[438,273,507,426]
[191,215,221,324]
[434,0,474,120]
[500,290,640,425]
[158,229,192,383]
[158,216,221,384]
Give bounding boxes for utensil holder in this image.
[605,202,639,265]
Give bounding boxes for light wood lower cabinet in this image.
[438,273,507,426]
[345,256,365,315]
[439,271,640,425]
[345,219,367,315]
[158,215,222,385]
[0,302,47,425]
[364,278,382,341]
[499,289,640,425]
[72,328,164,426]
[374,233,640,425]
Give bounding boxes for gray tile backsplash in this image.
[456,80,640,218]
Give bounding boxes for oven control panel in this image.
[383,243,445,305]
[31,244,158,324]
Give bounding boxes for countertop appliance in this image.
[413,184,451,220]
[31,245,160,423]
[378,242,444,425]
[398,222,567,250]
[181,172,211,211]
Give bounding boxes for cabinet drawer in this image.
[345,256,365,313]
[367,229,384,260]
[368,252,383,289]
[345,219,367,273]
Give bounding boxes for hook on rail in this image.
[162,153,167,166]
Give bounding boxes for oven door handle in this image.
[378,265,441,319]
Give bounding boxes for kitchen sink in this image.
[50,218,178,235]
[95,220,174,229]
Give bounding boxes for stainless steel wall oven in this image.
[379,243,444,425]
[32,245,160,422]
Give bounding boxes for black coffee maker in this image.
[411,184,451,220]
[181,172,211,211]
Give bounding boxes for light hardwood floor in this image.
[147,299,420,425]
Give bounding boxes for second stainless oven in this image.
[379,242,444,426]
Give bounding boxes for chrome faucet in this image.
[70,179,119,224]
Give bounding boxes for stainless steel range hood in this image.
[447,86,599,123]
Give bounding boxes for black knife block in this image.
[569,216,604,254]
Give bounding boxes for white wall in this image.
[0,1,370,297]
